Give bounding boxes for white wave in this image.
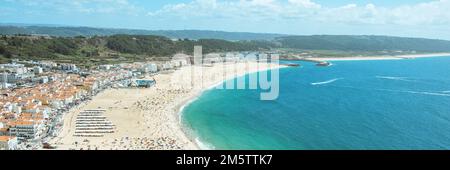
[195,138,215,150]
[441,91,450,93]
[311,78,342,86]
[376,76,413,82]
[404,91,450,97]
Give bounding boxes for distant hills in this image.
[276,35,450,52]
[2,25,450,52]
[0,25,285,41]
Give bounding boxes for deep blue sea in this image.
[182,57,450,150]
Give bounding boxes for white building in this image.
[50,100,63,109]
[33,66,43,74]
[38,61,57,70]
[141,63,158,73]
[60,64,78,72]
[158,62,173,71]
[0,63,27,74]
[9,121,44,141]
[202,53,221,64]
[99,65,112,70]
[172,54,190,67]
[147,63,158,72]
[0,73,18,84]
[2,102,13,112]
[0,72,35,84]
[49,75,57,81]
[40,76,49,84]
[11,103,22,115]
[0,136,18,150]
[1,72,7,89]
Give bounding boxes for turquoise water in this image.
[182,57,450,150]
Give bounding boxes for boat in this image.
[316,62,331,67]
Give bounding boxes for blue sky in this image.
[1,0,450,40]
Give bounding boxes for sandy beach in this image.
[50,62,286,150]
[307,53,450,61]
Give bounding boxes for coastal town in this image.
[0,55,192,150]
[0,52,282,150]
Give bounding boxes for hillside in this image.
[275,35,450,52]
[0,34,274,65]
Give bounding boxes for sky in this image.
[1,0,450,40]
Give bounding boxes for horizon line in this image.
[1,22,450,41]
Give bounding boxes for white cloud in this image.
[7,0,449,26]
[70,0,141,15]
[2,0,450,39]
[288,0,321,8]
[147,0,450,26]
[148,0,320,21]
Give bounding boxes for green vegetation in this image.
[105,35,178,56]
[0,34,273,65]
[276,35,450,52]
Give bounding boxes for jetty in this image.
[297,58,332,67]
[283,55,331,67]
[282,63,301,67]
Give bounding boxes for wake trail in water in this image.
[311,78,343,86]
[403,91,450,97]
[330,85,450,97]
[376,76,414,82]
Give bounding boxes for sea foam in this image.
[195,138,215,150]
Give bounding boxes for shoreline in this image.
[173,89,211,150]
[306,53,450,61]
[174,63,287,150]
[51,62,287,150]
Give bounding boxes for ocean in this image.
[182,56,450,150]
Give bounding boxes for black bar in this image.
[1,150,450,168]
